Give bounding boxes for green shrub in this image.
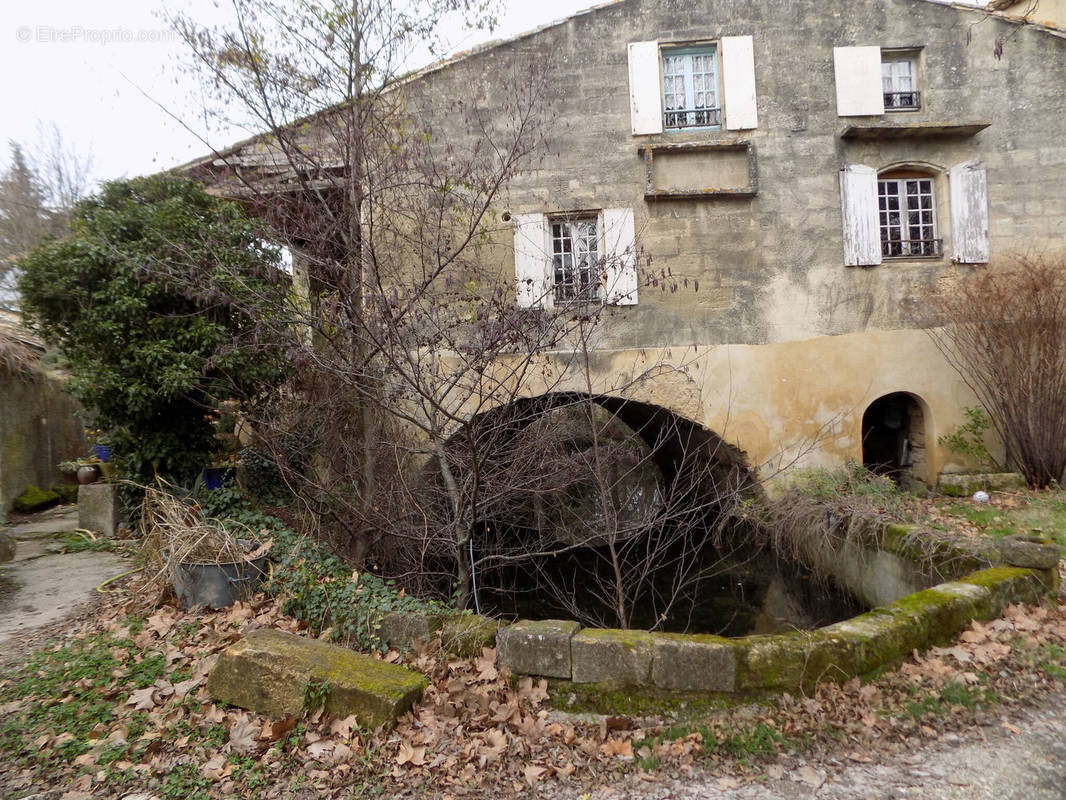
[938,406,1000,472]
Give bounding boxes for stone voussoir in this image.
[207,628,426,729]
[651,632,735,692]
[496,619,579,679]
[571,628,653,685]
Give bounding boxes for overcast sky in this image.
[0,0,599,186]
[1,0,989,188]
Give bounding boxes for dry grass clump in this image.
[140,483,262,591]
[0,328,39,378]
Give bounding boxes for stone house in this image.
[186,0,1066,488]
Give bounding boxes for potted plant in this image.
[143,485,271,609]
[58,460,80,485]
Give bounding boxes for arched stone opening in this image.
[861,392,928,487]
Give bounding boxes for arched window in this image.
[877,168,942,258]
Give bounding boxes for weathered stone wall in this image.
[0,372,84,521]
[393,0,1066,482]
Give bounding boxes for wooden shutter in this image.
[840,165,881,267]
[628,41,663,135]
[513,213,551,309]
[949,162,990,264]
[833,46,885,116]
[602,208,638,306]
[722,35,758,130]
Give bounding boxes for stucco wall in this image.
[0,372,84,520]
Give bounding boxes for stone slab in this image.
[379,611,446,650]
[441,614,500,657]
[572,628,653,685]
[651,632,736,692]
[78,483,120,537]
[207,628,426,729]
[999,535,1061,570]
[938,472,1026,497]
[496,619,579,679]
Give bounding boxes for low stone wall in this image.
[379,521,1058,696]
[494,565,1057,693]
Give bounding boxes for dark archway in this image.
[861,392,928,486]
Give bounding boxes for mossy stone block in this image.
[961,566,1054,613]
[571,628,653,685]
[379,611,447,650]
[207,628,426,729]
[496,619,579,679]
[441,614,500,657]
[12,485,60,514]
[734,633,813,691]
[938,472,1025,496]
[999,535,1061,570]
[651,632,735,691]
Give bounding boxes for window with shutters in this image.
[662,47,721,130]
[882,52,920,111]
[878,171,941,258]
[628,37,757,135]
[551,215,602,304]
[513,209,638,308]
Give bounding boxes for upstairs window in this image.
[662,47,721,130]
[882,54,920,110]
[878,175,940,258]
[551,215,602,304]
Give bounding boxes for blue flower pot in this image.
[92,444,113,462]
[202,466,236,490]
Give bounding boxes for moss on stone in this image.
[12,485,60,513]
[441,613,500,657]
[207,628,426,729]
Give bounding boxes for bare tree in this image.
[0,128,93,310]
[919,252,1066,487]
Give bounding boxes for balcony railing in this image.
[884,90,921,110]
[882,238,942,258]
[664,106,722,130]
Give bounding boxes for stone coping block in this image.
[999,534,1061,570]
[207,628,426,729]
[938,472,1026,497]
[78,483,120,537]
[572,628,653,685]
[497,619,579,679]
[441,614,501,657]
[379,611,447,650]
[651,633,735,692]
[498,565,1055,695]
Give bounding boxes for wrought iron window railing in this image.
[664,107,722,130]
[883,90,921,110]
[881,238,942,258]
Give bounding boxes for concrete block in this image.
[496,619,579,679]
[78,483,120,536]
[207,628,426,729]
[572,628,653,685]
[651,633,736,692]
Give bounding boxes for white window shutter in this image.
[628,41,663,135]
[513,213,551,309]
[603,208,638,305]
[839,165,882,267]
[833,46,885,116]
[949,162,990,264]
[722,35,758,130]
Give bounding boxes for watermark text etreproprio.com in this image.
[15,25,177,45]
